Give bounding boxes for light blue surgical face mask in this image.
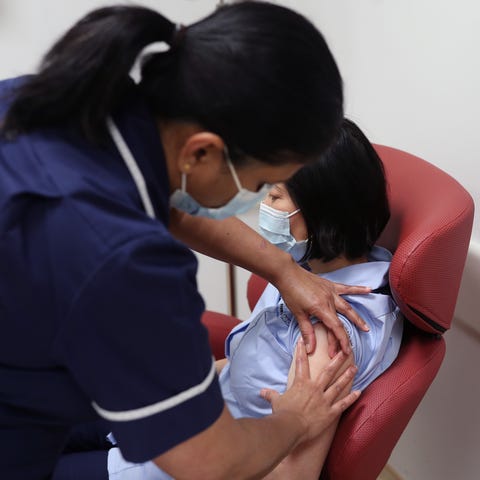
[258,202,308,262]
[170,149,271,220]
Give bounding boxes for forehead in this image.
[270,183,296,208]
[271,183,288,195]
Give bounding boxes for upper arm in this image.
[287,322,354,390]
[265,323,355,480]
[58,234,225,462]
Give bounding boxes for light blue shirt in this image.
[219,246,404,419]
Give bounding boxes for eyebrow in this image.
[272,183,286,194]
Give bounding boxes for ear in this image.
[176,132,226,175]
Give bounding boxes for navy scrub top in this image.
[0,77,224,480]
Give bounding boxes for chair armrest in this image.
[201,311,241,360]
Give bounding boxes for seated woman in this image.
[218,118,403,479]
[54,119,403,480]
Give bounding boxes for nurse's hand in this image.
[274,259,370,356]
[169,213,368,355]
[155,345,359,480]
[261,340,360,443]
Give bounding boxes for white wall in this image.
[0,0,217,75]
[218,2,480,478]
[1,1,479,478]
[279,0,479,238]
[271,2,480,479]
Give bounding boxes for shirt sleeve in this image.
[56,233,224,463]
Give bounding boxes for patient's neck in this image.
[308,255,367,274]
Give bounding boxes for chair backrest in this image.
[248,145,474,333]
[375,145,474,334]
[247,145,474,480]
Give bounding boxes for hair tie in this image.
[129,41,170,84]
[129,24,187,85]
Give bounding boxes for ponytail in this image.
[1,6,175,141]
[2,2,343,167]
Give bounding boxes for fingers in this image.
[332,389,361,414]
[326,329,340,359]
[260,388,280,405]
[293,338,311,381]
[316,351,353,390]
[334,283,371,295]
[325,363,358,400]
[296,313,317,354]
[316,309,352,355]
[334,295,370,332]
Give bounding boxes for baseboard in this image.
[454,240,480,335]
[379,464,404,480]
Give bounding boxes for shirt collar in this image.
[112,89,170,224]
[319,246,392,291]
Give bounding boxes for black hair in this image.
[1,1,343,166]
[285,118,390,262]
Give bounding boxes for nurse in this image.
[0,3,365,479]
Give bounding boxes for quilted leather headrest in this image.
[375,145,474,334]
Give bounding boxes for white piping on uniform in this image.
[106,117,156,219]
[92,358,216,422]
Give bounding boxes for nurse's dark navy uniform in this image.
[0,77,224,480]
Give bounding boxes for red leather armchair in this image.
[201,145,474,480]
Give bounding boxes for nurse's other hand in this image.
[261,340,360,443]
[275,261,370,355]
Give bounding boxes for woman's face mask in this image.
[169,149,271,220]
[258,202,308,262]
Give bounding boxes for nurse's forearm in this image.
[169,209,371,356]
[154,406,305,480]
[169,210,290,284]
[155,346,359,479]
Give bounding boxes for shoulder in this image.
[71,230,199,305]
[56,230,204,364]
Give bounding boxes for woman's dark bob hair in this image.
[1,1,343,166]
[285,118,390,262]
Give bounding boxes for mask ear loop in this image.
[224,147,243,192]
[286,209,301,218]
[181,171,187,193]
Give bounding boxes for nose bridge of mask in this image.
[261,202,300,218]
[258,203,307,261]
[259,203,300,235]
